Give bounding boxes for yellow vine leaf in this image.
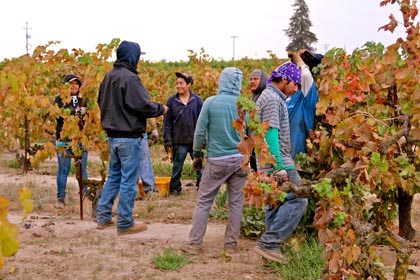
[0,254,3,269]
[351,246,361,263]
[343,246,353,265]
[0,196,9,220]
[18,186,33,220]
[8,265,16,274]
[382,44,399,65]
[0,195,20,268]
[0,222,19,257]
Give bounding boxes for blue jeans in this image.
[170,144,202,193]
[56,148,88,200]
[139,136,157,193]
[257,168,308,250]
[97,137,142,230]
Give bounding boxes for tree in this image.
[284,0,318,52]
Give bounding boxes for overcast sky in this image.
[0,0,408,62]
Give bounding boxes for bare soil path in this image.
[0,151,274,280]
[0,150,420,279]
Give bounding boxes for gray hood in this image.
[217,67,243,96]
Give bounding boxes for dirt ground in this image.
[0,150,420,280]
[0,151,276,280]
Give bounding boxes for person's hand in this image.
[291,52,305,67]
[164,145,172,154]
[272,169,288,184]
[163,105,169,114]
[297,49,306,56]
[192,158,203,172]
[76,107,87,117]
[151,129,159,143]
[308,129,315,140]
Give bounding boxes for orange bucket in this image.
[138,177,171,197]
[155,177,171,197]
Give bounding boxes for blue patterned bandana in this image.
[267,62,301,85]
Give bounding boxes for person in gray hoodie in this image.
[96,40,168,235]
[248,69,267,172]
[181,67,248,255]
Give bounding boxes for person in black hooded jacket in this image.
[96,40,168,235]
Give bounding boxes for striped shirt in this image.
[256,84,294,171]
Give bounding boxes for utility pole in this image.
[22,21,32,54]
[21,21,32,173]
[230,35,238,60]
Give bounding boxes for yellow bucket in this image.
[138,177,171,197]
[155,176,171,197]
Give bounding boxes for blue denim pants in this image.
[257,168,308,250]
[56,148,88,200]
[139,136,157,192]
[97,137,142,230]
[169,144,202,193]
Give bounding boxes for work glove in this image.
[272,169,288,184]
[76,107,87,118]
[192,158,203,172]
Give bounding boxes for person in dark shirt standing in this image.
[54,74,88,209]
[96,40,168,235]
[164,72,203,195]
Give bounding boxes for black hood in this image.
[116,40,141,67]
